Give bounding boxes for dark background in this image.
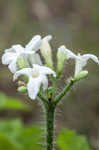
[0,0,99,149]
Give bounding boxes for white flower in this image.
[13,64,56,100]
[58,46,99,76]
[75,54,99,76]
[2,35,42,73]
[58,45,78,60]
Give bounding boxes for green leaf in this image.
[0,119,24,150]
[18,125,43,150]
[0,119,22,136]
[57,128,91,150]
[0,92,29,110]
[0,132,20,150]
[0,119,43,150]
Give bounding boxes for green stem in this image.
[38,92,48,104]
[54,79,74,105]
[52,76,58,98]
[38,79,75,150]
[45,102,56,150]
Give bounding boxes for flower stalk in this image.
[39,79,75,150]
[45,101,56,150]
[54,79,74,105]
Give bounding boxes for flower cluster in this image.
[2,35,99,100]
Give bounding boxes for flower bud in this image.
[74,70,88,82]
[17,55,30,70]
[57,47,67,76]
[40,36,53,69]
[17,86,27,93]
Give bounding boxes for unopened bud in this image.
[40,36,53,69]
[46,87,53,99]
[57,47,67,76]
[17,86,27,93]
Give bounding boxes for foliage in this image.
[0,93,43,150]
[0,92,29,110]
[0,119,43,150]
[57,128,91,150]
[0,118,92,150]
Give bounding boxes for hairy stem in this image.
[52,77,57,98]
[38,92,48,104]
[39,79,75,150]
[45,102,56,150]
[54,79,74,105]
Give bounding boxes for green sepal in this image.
[74,71,88,82]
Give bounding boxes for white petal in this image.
[34,53,42,65]
[2,52,17,65]
[41,75,48,90]
[58,46,78,59]
[12,45,24,54]
[74,58,84,76]
[41,35,52,56]
[82,54,99,64]
[33,64,56,77]
[24,51,35,55]
[8,59,17,73]
[2,45,24,66]
[5,48,15,53]
[29,53,42,65]
[27,77,42,100]
[25,35,41,52]
[43,35,52,41]
[13,68,32,81]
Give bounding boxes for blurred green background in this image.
[0,0,99,150]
